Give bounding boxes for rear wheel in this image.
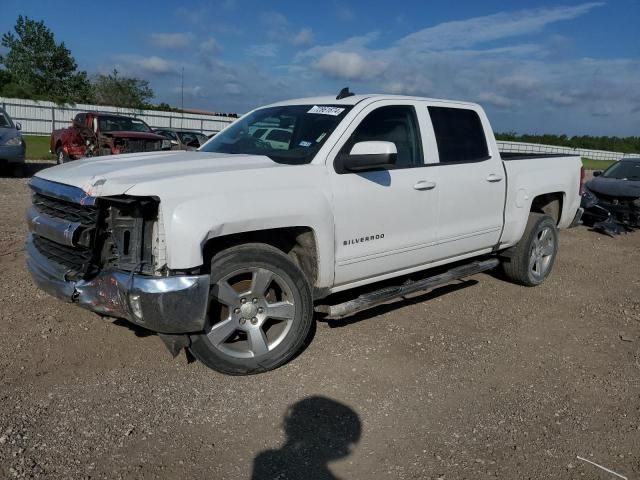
[502,213,558,286]
[189,243,313,375]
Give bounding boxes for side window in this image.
[428,107,489,163]
[341,105,423,168]
[74,113,85,126]
[251,128,267,138]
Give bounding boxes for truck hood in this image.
[34,151,285,197]
[587,176,640,199]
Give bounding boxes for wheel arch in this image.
[530,192,565,225]
[202,226,320,291]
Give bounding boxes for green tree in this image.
[0,15,92,103]
[92,69,154,109]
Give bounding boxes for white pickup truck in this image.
[26,92,584,375]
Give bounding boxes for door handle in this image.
[413,180,436,191]
[486,174,504,183]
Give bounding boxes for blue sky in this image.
[2,0,639,135]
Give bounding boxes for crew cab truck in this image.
[26,93,583,375]
[50,112,170,164]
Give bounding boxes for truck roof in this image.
[266,94,480,109]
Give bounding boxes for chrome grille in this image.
[32,193,99,226]
[32,235,94,275]
[28,178,99,278]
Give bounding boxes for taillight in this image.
[579,166,585,195]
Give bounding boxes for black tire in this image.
[55,147,69,164]
[501,213,559,286]
[189,243,313,375]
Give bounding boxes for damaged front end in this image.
[26,177,210,343]
[581,188,640,236]
[108,136,170,155]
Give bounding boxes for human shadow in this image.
[252,396,361,480]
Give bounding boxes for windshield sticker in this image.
[299,141,312,147]
[307,105,345,116]
[316,132,327,143]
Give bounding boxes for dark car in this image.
[581,158,640,231]
[0,107,26,177]
[154,128,208,150]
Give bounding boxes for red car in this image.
[50,112,170,163]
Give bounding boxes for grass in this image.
[581,158,614,171]
[23,135,54,161]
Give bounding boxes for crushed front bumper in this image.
[26,235,210,333]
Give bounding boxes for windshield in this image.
[602,161,640,180]
[199,105,352,164]
[0,111,13,129]
[99,116,152,133]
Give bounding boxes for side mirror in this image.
[592,170,602,177]
[335,141,397,174]
[15,122,22,131]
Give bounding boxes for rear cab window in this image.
[428,106,489,164]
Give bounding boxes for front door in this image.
[329,102,440,286]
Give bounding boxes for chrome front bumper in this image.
[26,235,210,334]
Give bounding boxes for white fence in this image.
[0,97,237,136]
[497,140,639,162]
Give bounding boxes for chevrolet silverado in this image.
[26,93,584,374]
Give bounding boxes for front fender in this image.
[161,188,335,288]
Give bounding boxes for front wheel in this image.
[501,213,559,286]
[189,243,313,375]
[55,147,69,164]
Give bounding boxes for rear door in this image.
[329,101,440,286]
[425,105,505,258]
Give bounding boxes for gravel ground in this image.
[1,169,639,479]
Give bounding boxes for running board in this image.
[315,258,499,320]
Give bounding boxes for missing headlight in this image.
[99,197,158,274]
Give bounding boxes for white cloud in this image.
[398,3,604,51]
[149,32,193,49]
[261,11,289,40]
[478,92,516,108]
[171,85,204,97]
[292,28,314,47]
[200,37,222,55]
[139,56,177,74]
[247,43,279,58]
[315,51,386,80]
[112,55,179,76]
[260,11,314,48]
[288,3,638,135]
[147,3,637,135]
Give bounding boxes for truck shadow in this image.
[251,396,361,480]
[316,279,478,328]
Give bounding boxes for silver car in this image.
[0,108,26,177]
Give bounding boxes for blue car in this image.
[0,107,26,176]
